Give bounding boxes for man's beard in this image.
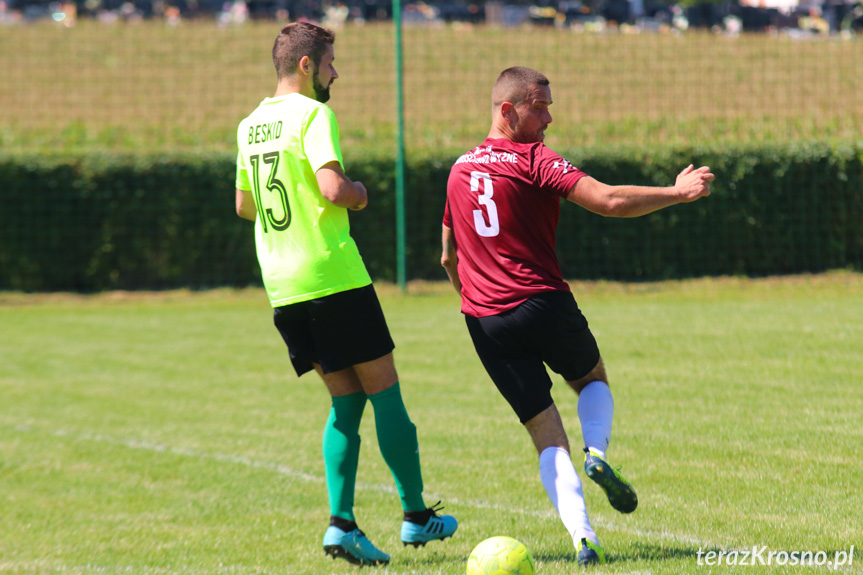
[512,117,544,144]
[312,68,331,103]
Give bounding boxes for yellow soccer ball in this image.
[466,536,536,575]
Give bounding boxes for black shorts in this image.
[464,290,600,424]
[273,284,395,377]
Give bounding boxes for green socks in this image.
[322,391,366,521]
[368,382,426,512]
[322,383,426,521]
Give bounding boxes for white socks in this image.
[537,382,614,549]
[577,380,614,457]
[539,446,598,545]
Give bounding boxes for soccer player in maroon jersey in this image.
[441,66,714,566]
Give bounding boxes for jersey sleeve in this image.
[443,197,452,228]
[235,150,250,191]
[534,145,587,198]
[303,105,344,173]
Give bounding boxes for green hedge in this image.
[0,154,255,291]
[1,142,861,291]
[557,141,863,279]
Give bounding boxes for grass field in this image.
[2,21,862,154]
[1,274,862,574]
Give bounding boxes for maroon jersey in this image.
[444,137,587,317]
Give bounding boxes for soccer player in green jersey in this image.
[234,22,457,567]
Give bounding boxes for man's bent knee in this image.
[567,357,608,395]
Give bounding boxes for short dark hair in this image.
[272,22,336,80]
[492,67,550,108]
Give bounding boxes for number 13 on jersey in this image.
[471,171,500,237]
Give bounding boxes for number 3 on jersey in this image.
[470,171,499,237]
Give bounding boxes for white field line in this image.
[5,421,861,573]
[5,421,714,548]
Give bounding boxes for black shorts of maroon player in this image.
[464,290,600,424]
[273,284,395,377]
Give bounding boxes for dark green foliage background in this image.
[2,142,861,291]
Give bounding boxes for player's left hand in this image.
[675,164,714,202]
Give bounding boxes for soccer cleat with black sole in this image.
[401,501,458,547]
[583,447,638,514]
[322,526,390,567]
[576,538,606,567]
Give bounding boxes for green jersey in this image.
[236,93,371,307]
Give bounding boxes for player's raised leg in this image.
[354,354,458,547]
[569,359,638,514]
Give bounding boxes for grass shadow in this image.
[533,542,723,566]
[611,541,723,564]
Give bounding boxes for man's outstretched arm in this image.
[567,164,714,218]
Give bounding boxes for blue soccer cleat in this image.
[583,447,638,514]
[401,501,458,547]
[323,525,390,566]
[576,537,606,567]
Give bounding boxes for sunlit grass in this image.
[1,274,861,574]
